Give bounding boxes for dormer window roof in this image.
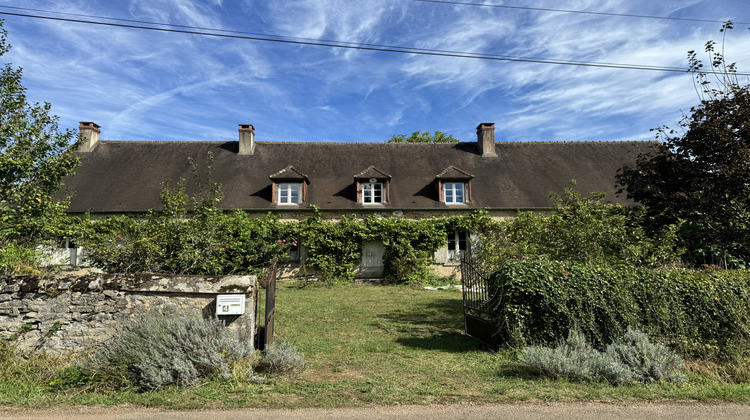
[354,165,392,181]
[436,165,474,181]
[269,165,310,183]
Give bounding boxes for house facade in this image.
[61,121,654,278]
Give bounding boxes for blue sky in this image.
[1,0,749,143]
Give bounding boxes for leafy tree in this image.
[0,20,80,246]
[387,130,459,143]
[617,23,750,267]
[477,181,682,268]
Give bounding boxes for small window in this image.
[447,231,468,260]
[443,182,465,204]
[279,238,300,262]
[277,183,301,205]
[362,182,383,204]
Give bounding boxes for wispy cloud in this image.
[1,0,748,143]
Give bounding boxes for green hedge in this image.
[488,261,750,360]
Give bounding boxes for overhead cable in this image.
[0,9,747,76]
[411,0,750,26]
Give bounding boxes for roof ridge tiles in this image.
[98,139,654,145]
[101,139,227,143]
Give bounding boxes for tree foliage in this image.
[0,20,80,246]
[617,23,750,267]
[477,181,682,269]
[387,130,459,143]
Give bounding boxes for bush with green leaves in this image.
[78,180,290,275]
[476,181,683,269]
[520,328,685,385]
[0,244,45,276]
[488,260,750,361]
[256,341,306,375]
[86,313,252,390]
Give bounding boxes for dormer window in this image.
[354,166,391,205]
[442,182,465,204]
[277,183,301,205]
[362,181,384,204]
[270,166,310,206]
[436,165,474,205]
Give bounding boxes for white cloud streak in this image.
[0,0,748,142]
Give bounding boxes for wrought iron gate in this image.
[460,257,501,347]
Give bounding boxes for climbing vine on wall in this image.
[76,185,494,284]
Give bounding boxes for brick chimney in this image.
[238,124,255,155]
[78,122,101,152]
[476,122,496,157]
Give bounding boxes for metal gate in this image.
[460,257,501,347]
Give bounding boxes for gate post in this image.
[263,259,277,348]
[256,259,276,349]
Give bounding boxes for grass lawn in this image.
[1,283,750,408]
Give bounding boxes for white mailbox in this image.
[216,294,245,315]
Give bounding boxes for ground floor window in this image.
[447,231,468,261]
[279,238,300,262]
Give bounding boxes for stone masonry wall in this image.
[0,273,256,354]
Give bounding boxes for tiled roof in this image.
[61,140,655,213]
[436,165,474,180]
[354,165,391,180]
[269,165,309,182]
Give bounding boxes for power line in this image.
[0,5,694,71]
[411,0,750,26]
[0,9,747,76]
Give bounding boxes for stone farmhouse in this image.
[60,121,653,278]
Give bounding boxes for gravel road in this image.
[3,402,750,420]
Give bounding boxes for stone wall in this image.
[0,273,257,354]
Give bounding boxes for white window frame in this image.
[361,182,384,204]
[277,183,301,205]
[442,182,465,204]
[447,231,468,261]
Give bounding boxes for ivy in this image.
[489,260,750,361]
[77,189,493,283]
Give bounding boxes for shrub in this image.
[382,239,433,284]
[606,327,686,384]
[0,244,44,276]
[488,260,750,361]
[520,328,685,385]
[87,313,252,390]
[256,341,305,375]
[476,181,683,268]
[520,329,635,385]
